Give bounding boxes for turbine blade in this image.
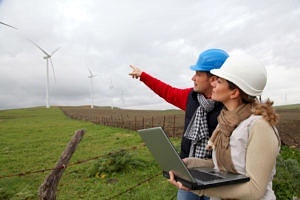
[27,38,50,57]
[109,79,114,89]
[51,47,60,56]
[88,68,93,76]
[49,58,56,83]
[0,21,18,29]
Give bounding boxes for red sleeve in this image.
[140,72,192,111]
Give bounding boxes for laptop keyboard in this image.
[190,169,223,182]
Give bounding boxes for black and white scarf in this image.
[184,94,215,158]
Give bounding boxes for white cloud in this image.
[0,0,300,110]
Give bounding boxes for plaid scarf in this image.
[184,94,215,158]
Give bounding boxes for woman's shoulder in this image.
[239,114,262,128]
[248,116,280,147]
[237,115,278,142]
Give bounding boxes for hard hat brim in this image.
[211,68,264,96]
[190,65,211,71]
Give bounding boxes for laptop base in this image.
[163,170,250,190]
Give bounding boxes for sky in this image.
[0,0,300,110]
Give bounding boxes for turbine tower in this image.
[109,78,114,109]
[120,89,125,107]
[88,68,97,109]
[29,40,60,108]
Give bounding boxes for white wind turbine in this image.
[109,77,114,109]
[0,21,18,30]
[120,89,125,107]
[1,21,59,108]
[88,68,97,109]
[29,40,60,108]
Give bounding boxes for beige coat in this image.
[187,115,280,200]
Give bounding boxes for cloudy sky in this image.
[0,0,299,110]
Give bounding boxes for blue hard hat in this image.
[190,49,229,71]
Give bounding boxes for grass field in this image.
[0,107,299,199]
[0,107,179,199]
[275,103,300,109]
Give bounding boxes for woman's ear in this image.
[230,88,241,99]
[209,76,218,83]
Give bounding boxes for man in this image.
[129,49,228,200]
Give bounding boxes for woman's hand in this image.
[129,65,142,79]
[168,171,191,191]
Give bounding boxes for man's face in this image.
[191,71,214,94]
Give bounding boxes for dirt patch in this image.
[276,109,300,149]
[61,107,300,150]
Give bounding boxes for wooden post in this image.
[173,115,176,138]
[38,129,85,200]
[162,116,165,130]
[151,116,154,127]
[142,117,145,129]
[134,116,137,130]
[121,114,124,128]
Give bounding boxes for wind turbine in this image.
[88,68,97,109]
[1,21,59,108]
[109,77,114,109]
[120,89,125,108]
[29,39,60,108]
[0,21,18,29]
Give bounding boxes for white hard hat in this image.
[210,50,267,96]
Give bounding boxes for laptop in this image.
[137,127,250,190]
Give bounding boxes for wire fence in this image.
[61,107,185,138]
[2,108,184,199]
[0,144,145,179]
[1,143,177,199]
[104,172,161,200]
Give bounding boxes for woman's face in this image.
[211,77,233,103]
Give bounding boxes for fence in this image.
[61,107,185,138]
[1,130,177,200]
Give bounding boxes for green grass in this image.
[0,107,179,199]
[0,107,299,199]
[275,103,300,109]
[273,146,300,199]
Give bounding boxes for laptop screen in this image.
[138,127,196,182]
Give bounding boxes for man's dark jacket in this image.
[180,90,223,158]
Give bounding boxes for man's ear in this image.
[230,88,240,99]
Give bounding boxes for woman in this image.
[169,50,280,200]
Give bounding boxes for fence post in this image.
[142,117,145,129]
[134,116,137,130]
[38,129,85,200]
[151,116,154,127]
[121,114,124,128]
[173,115,176,138]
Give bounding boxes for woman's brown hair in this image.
[227,80,279,126]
